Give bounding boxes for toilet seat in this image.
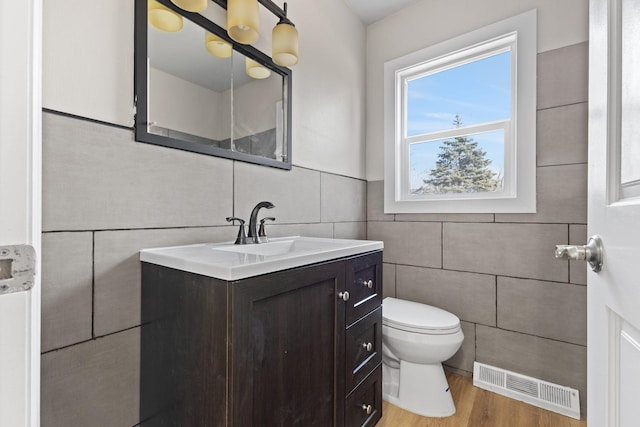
[383,297,461,335]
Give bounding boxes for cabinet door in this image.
[345,307,382,393]
[231,261,346,427]
[345,366,382,427]
[140,264,228,427]
[345,252,383,325]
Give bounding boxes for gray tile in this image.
[366,180,394,221]
[396,266,496,326]
[41,328,140,427]
[41,232,93,352]
[234,164,321,225]
[265,223,334,239]
[496,164,587,224]
[334,222,367,240]
[538,42,588,109]
[476,325,587,416]
[537,103,588,166]
[382,263,396,298]
[93,227,234,336]
[395,213,494,222]
[321,173,366,222]
[497,277,587,345]
[445,321,475,374]
[42,112,234,231]
[367,221,441,268]
[569,224,588,285]
[443,223,568,282]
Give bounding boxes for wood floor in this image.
[375,372,587,427]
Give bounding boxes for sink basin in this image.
[211,238,346,257]
[140,236,383,280]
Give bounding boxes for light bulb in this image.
[205,32,233,58]
[148,0,183,32]
[170,0,207,13]
[246,58,271,79]
[227,0,260,44]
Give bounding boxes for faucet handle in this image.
[258,217,276,241]
[226,217,247,245]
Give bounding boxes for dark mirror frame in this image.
[134,0,293,170]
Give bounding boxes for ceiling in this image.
[343,0,421,24]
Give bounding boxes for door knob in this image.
[338,291,350,301]
[555,235,604,273]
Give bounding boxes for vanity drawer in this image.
[345,307,382,393]
[345,365,382,427]
[346,252,383,326]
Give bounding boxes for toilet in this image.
[382,297,464,417]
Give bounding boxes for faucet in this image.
[247,201,275,244]
[226,217,247,244]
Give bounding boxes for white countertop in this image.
[139,236,383,281]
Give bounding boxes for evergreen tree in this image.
[419,115,501,194]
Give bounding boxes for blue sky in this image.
[407,51,511,191]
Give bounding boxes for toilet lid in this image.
[382,297,460,334]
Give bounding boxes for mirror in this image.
[135,0,292,169]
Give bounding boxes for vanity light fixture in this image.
[148,0,184,32]
[246,58,272,79]
[153,0,300,67]
[227,0,260,44]
[171,0,208,13]
[271,3,298,66]
[205,32,233,58]
[217,0,299,67]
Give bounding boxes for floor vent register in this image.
[473,362,581,420]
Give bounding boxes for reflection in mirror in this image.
[135,0,292,169]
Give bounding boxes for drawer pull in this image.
[362,342,373,352]
[361,404,373,415]
[362,279,373,289]
[338,291,350,301]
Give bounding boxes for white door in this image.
[0,0,42,425]
[588,0,640,425]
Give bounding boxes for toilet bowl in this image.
[382,297,464,417]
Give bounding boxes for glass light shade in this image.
[272,22,298,66]
[246,58,271,79]
[205,32,232,58]
[170,0,207,13]
[148,0,183,32]
[227,0,259,44]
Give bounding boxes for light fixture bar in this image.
[256,0,287,20]
[210,0,287,20]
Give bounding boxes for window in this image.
[384,10,536,213]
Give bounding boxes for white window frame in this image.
[384,10,537,213]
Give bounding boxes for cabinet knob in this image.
[338,291,350,301]
[362,342,373,352]
[362,279,373,289]
[361,404,373,415]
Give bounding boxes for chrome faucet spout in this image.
[248,201,275,243]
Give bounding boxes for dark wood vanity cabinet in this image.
[140,250,383,427]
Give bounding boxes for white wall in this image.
[149,67,225,140]
[43,0,134,127]
[287,0,366,179]
[42,0,367,179]
[232,74,282,138]
[365,0,589,181]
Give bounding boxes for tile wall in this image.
[40,111,367,427]
[367,42,589,416]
